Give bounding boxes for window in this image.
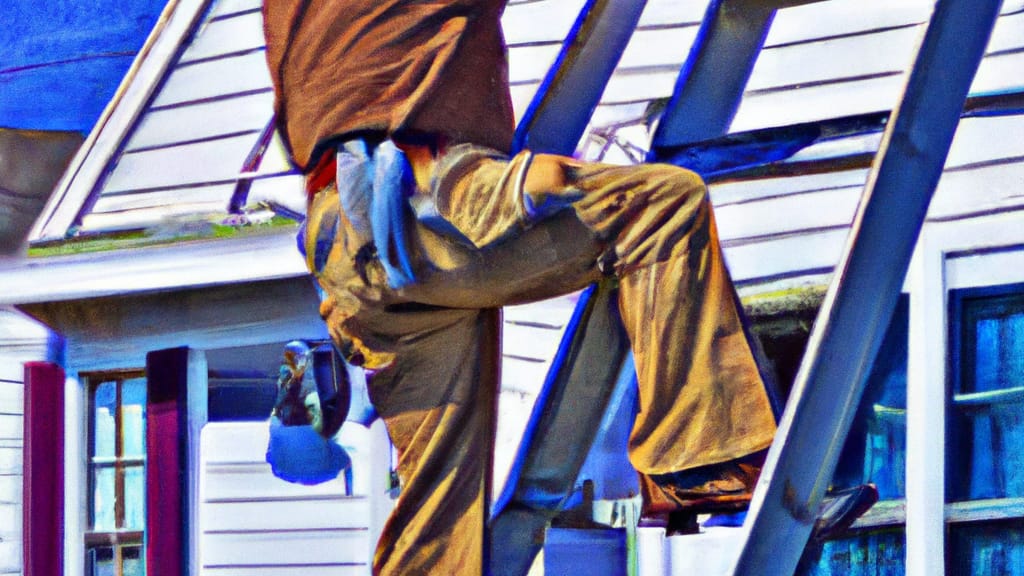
[949,285,1024,502]
[85,373,147,576]
[798,296,908,575]
[946,284,1024,574]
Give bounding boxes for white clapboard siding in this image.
[616,26,701,71]
[0,540,21,575]
[151,50,273,109]
[765,0,933,48]
[91,185,238,215]
[500,357,551,397]
[0,475,20,504]
[494,382,545,497]
[203,496,370,532]
[589,102,651,134]
[725,227,850,284]
[502,0,588,46]
[0,416,22,441]
[716,186,863,245]
[767,0,1022,53]
[509,83,543,123]
[784,133,883,165]
[972,50,1024,96]
[495,293,579,500]
[638,0,707,27]
[746,26,922,93]
[601,69,680,106]
[946,114,1024,169]
[732,6,1024,133]
[0,310,44,576]
[714,109,1024,287]
[710,169,871,207]
[208,0,261,20]
[731,74,908,134]
[124,92,274,151]
[503,321,567,364]
[0,384,24,417]
[0,493,19,520]
[929,163,1024,222]
[179,10,266,64]
[254,132,295,175]
[200,422,372,575]
[104,133,262,194]
[507,43,564,85]
[201,566,364,576]
[203,530,368,566]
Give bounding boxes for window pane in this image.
[797,528,905,576]
[951,290,1024,501]
[92,466,116,531]
[123,465,146,530]
[831,297,907,500]
[87,547,115,576]
[93,381,117,459]
[948,520,1024,576]
[123,546,146,576]
[122,378,146,458]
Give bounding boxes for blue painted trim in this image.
[648,0,775,155]
[512,0,648,156]
[492,283,598,517]
[734,0,1004,572]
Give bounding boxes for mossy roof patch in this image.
[27,215,299,258]
[741,284,828,319]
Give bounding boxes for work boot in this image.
[640,457,879,539]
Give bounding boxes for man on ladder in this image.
[261,1,874,574]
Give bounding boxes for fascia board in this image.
[0,229,308,306]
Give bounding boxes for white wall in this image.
[198,420,391,576]
[0,306,52,576]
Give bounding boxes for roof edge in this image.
[0,228,307,306]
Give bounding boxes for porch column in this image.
[146,347,207,576]
[23,361,65,576]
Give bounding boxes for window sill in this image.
[849,497,1024,531]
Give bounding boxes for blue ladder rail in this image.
[733,0,1004,574]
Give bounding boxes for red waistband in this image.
[306,151,337,197]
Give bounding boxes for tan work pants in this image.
[304,144,776,575]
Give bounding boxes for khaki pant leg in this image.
[563,160,777,474]
[369,310,500,576]
[428,149,775,473]
[307,184,499,576]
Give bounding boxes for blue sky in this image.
[0,0,168,132]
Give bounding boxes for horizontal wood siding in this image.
[0,309,49,576]
[711,109,1024,289]
[125,92,274,151]
[104,133,266,194]
[495,294,579,493]
[207,0,261,20]
[200,422,371,575]
[178,10,266,64]
[732,3,1024,133]
[151,50,272,109]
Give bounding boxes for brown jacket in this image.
[263,0,515,171]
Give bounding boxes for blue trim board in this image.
[648,0,775,156]
[512,0,648,156]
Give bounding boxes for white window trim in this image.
[902,214,1024,576]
